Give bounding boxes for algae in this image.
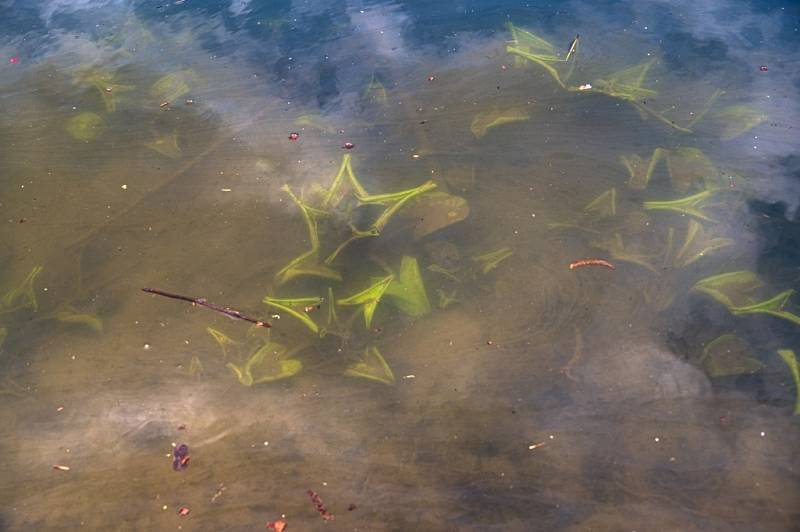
[65,112,103,142]
[2,266,43,313]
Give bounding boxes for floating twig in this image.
[142,288,271,328]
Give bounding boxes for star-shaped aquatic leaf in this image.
[592,59,657,103]
[401,191,470,241]
[344,346,395,385]
[2,266,43,312]
[383,256,431,317]
[338,275,394,329]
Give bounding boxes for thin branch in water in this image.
[142,288,271,328]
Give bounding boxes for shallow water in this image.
[1,1,799,530]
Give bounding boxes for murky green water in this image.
[1,1,799,530]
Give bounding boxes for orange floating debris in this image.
[568,259,615,270]
[178,507,190,516]
[266,519,287,531]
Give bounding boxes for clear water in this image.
[1,1,799,530]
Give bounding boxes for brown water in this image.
[1,1,799,530]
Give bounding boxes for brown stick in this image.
[142,288,271,328]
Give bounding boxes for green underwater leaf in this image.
[338,275,394,329]
[0,327,7,350]
[506,23,578,88]
[402,191,470,241]
[590,234,657,272]
[692,271,800,326]
[75,69,135,113]
[472,247,513,275]
[344,346,396,385]
[363,74,388,104]
[776,349,800,415]
[620,148,667,191]
[712,105,767,140]
[470,107,530,138]
[227,340,302,386]
[263,295,324,334]
[666,147,720,193]
[592,59,657,102]
[144,132,181,158]
[673,219,734,267]
[150,69,199,102]
[643,190,718,222]
[584,188,617,218]
[2,266,43,312]
[207,327,238,360]
[692,271,764,310]
[65,112,103,142]
[56,309,103,333]
[701,334,764,378]
[384,256,431,318]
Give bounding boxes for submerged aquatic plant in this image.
[672,220,734,268]
[692,271,800,326]
[402,192,470,241]
[150,70,200,102]
[383,256,432,318]
[65,112,104,142]
[337,276,394,329]
[644,190,718,222]
[700,334,764,378]
[620,148,667,191]
[775,349,800,415]
[470,107,530,138]
[226,340,303,386]
[344,346,396,385]
[2,266,43,313]
[711,105,767,140]
[56,308,103,333]
[263,296,325,335]
[472,247,513,275]
[666,147,721,193]
[74,68,135,113]
[505,23,579,89]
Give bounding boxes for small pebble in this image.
[343,142,355,150]
[178,507,190,516]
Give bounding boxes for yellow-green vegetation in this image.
[505,23,578,88]
[65,112,104,141]
[701,334,764,378]
[507,23,760,138]
[671,220,733,268]
[198,155,511,387]
[776,349,800,415]
[344,346,396,385]
[363,75,388,104]
[74,68,135,113]
[144,132,182,158]
[150,70,199,102]
[2,266,43,312]
[644,190,718,222]
[56,309,104,333]
[692,271,800,325]
[470,107,530,138]
[711,105,768,140]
